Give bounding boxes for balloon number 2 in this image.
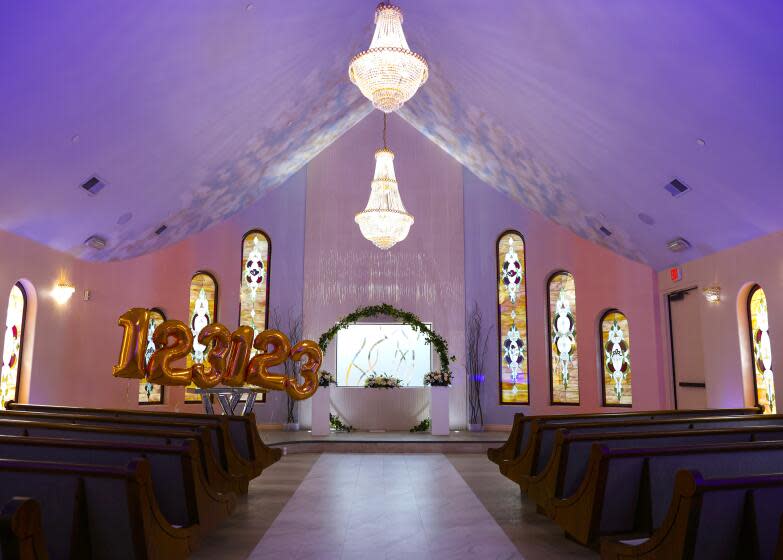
[113,307,322,401]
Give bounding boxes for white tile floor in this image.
[249,454,522,560]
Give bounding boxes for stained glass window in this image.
[548,272,579,404]
[240,231,270,403]
[240,230,270,349]
[600,310,632,406]
[185,272,218,403]
[139,308,166,405]
[497,231,528,404]
[0,283,26,410]
[748,285,775,414]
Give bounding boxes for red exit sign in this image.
[670,267,683,282]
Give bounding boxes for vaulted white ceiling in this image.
[2,1,781,269]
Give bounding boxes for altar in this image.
[330,387,429,431]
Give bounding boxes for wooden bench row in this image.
[0,404,281,559]
[488,409,783,559]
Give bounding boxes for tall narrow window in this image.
[240,230,271,347]
[0,283,27,410]
[600,310,632,406]
[186,272,218,403]
[748,285,775,414]
[139,307,166,405]
[548,272,579,404]
[497,230,528,404]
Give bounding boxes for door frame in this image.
[666,286,704,409]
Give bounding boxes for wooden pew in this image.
[601,468,783,559]
[545,425,783,545]
[6,403,281,474]
[0,435,235,535]
[0,419,245,496]
[487,407,761,465]
[0,498,47,560]
[0,410,254,489]
[506,413,783,490]
[0,458,196,559]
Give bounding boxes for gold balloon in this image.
[147,320,193,386]
[246,329,290,391]
[221,326,254,387]
[113,308,151,379]
[193,324,230,388]
[285,340,323,401]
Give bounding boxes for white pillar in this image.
[311,386,331,436]
[430,386,450,436]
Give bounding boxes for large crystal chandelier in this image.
[355,113,414,250]
[348,3,428,113]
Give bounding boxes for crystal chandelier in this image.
[348,2,428,113]
[355,113,414,250]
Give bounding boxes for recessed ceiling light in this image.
[117,212,133,225]
[71,134,80,144]
[637,212,655,226]
[696,138,706,147]
[84,235,107,250]
[667,237,691,252]
[245,3,254,10]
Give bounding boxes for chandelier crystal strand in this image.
[355,113,414,250]
[349,3,428,113]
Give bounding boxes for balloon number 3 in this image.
[112,308,322,400]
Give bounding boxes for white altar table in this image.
[330,387,430,431]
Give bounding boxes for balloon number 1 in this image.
[112,307,322,401]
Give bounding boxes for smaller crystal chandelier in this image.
[355,113,414,250]
[348,2,428,113]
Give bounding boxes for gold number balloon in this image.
[194,323,230,388]
[246,329,290,391]
[285,340,323,401]
[113,308,151,379]
[221,326,254,387]
[147,320,194,386]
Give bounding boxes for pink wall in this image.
[7,170,307,422]
[303,114,468,426]
[657,230,783,411]
[1,115,668,427]
[464,171,666,425]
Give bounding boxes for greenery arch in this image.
[317,303,455,374]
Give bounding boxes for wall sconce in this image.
[703,285,721,304]
[51,280,76,305]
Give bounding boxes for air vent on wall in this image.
[79,175,106,196]
[84,235,107,250]
[598,225,612,236]
[664,178,690,197]
[154,224,168,235]
[667,237,691,252]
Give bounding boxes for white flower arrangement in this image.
[424,371,452,387]
[318,370,336,387]
[364,373,403,389]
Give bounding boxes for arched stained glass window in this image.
[600,310,632,407]
[139,307,166,405]
[548,272,579,404]
[748,285,775,414]
[497,230,528,404]
[185,272,218,404]
[240,230,270,347]
[0,283,27,410]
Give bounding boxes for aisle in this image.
[249,453,521,560]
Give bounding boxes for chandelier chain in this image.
[383,112,387,148]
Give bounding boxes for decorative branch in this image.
[466,301,489,425]
[272,307,303,424]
